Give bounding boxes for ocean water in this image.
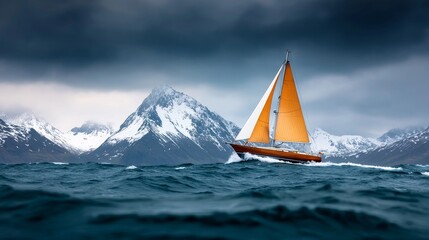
[0,157,428,239]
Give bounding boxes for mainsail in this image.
[235,57,309,144]
[274,62,309,143]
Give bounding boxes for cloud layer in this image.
[0,0,428,136]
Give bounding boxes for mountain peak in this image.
[3,112,40,125]
[136,86,194,115]
[151,85,176,95]
[70,121,113,134]
[377,126,426,144]
[313,128,329,135]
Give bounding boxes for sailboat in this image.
[229,51,322,163]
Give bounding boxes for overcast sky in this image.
[0,0,428,137]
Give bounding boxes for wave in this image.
[304,161,403,171]
[416,164,429,168]
[225,153,284,164]
[51,162,69,165]
[87,205,412,239]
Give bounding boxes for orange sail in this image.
[235,66,283,143]
[248,75,279,143]
[274,62,309,143]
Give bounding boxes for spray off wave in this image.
[226,152,284,164]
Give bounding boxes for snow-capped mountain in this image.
[64,121,113,152]
[2,113,113,154]
[3,113,81,154]
[334,127,429,165]
[310,128,382,157]
[0,119,72,163]
[89,86,240,165]
[377,126,426,145]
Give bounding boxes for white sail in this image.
[235,65,283,141]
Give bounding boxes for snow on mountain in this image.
[2,113,113,154]
[3,113,81,154]
[376,127,429,153]
[377,126,426,145]
[335,127,429,165]
[107,86,238,148]
[0,119,31,146]
[0,119,72,163]
[64,121,113,152]
[91,85,240,165]
[310,128,382,157]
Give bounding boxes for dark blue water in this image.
[0,158,428,239]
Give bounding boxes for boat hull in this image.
[229,143,322,163]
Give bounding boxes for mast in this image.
[271,50,290,146]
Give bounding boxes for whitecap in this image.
[416,164,429,168]
[305,161,402,171]
[125,165,138,170]
[421,172,429,176]
[225,153,243,164]
[225,152,284,164]
[175,167,186,170]
[52,162,69,165]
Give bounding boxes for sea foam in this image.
[52,162,69,165]
[304,161,403,171]
[225,153,284,164]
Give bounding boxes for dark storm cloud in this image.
[0,0,428,73]
[0,0,428,136]
[0,0,112,64]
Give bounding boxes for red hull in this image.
[230,143,322,163]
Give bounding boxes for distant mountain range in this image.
[0,86,427,166]
[0,119,72,163]
[327,127,429,165]
[2,113,113,154]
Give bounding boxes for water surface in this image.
[0,158,428,239]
